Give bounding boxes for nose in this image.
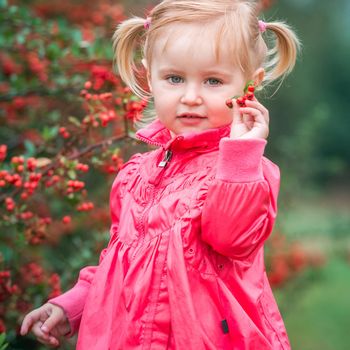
[180,84,203,106]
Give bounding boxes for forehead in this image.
[150,22,241,72]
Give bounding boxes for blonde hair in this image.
[112,0,301,100]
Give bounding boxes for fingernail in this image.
[41,325,48,333]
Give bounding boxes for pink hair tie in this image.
[258,20,267,33]
[144,17,152,30]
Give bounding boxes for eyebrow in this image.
[157,67,183,75]
[202,69,232,77]
[157,67,232,77]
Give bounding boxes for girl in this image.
[20,0,301,349]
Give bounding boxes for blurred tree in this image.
[0,1,147,348]
[264,0,350,189]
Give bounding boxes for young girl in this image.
[20,0,301,348]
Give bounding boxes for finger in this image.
[21,309,42,335]
[33,321,60,347]
[32,321,50,341]
[238,107,266,125]
[37,336,60,348]
[244,100,269,123]
[245,98,268,113]
[40,306,64,334]
[231,99,244,123]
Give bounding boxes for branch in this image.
[0,133,132,203]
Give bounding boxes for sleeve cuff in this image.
[217,137,267,182]
[48,279,90,337]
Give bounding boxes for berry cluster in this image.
[20,211,34,220]
[226,82,255,109]
[20,262,44,285]
[5,197,15,211]
[102,153,124,174]
[66,180,85,194]
[59,126,70,139]
[77,201,94,211]
[22,173,42,199]
[0,270,19,304]
[76,163,89,172]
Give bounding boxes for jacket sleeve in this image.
[201,137,280,260]
[48,153,142,336]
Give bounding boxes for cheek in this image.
[209,97,232,114]
[152,84,172,101]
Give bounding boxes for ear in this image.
[252,67,265,87]
[142,59,152,93]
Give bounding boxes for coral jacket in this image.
[50,119,290,349]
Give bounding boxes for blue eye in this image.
[167,75,184,84]
[206,78,222,86]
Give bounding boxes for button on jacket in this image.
[50,119,290,349]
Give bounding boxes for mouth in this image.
[177,113,206,119]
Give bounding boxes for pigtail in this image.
[112,17,150,99]
[262,21,302,86]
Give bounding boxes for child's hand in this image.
[20,303,71,348]
[229,96,270,140]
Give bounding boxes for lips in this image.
[177,113,206,118]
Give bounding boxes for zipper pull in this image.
[158,149,173,168]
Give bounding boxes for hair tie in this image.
[144,17,152,30]
[258,20,267,33]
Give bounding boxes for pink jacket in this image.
[50,119,290,349]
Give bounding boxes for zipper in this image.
[132,149,174,260]
[158,149,173,168]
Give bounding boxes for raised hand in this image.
[227,85,270,140]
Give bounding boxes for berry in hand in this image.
[226,82,255,109]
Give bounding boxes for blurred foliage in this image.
[263,0,350,190]
[0,0,146,348]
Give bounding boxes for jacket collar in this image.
[136,119,230,152]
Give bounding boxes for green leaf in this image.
[42,126,58,141]
[0,0,8,9]
[16,33,25,45]
[0,332,8,350]
[67,169,76,180]
[243,80,254,93]
[9,5,17,14]
[0,332,5,343]
[24,140,36,157]
[71,29,82,43]
[68,116,81,127]
[0,342,8,350]
[46,42,61,60]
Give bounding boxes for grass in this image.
[275,259,350,350]
[273,188,350,350]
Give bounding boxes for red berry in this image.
[226,99,233,109]
[236,97,246,107]
[246,91,254,100]
[247,85,255,93]
[84,81,92,89]
[62,216,71,224]
[17,165,24,173]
